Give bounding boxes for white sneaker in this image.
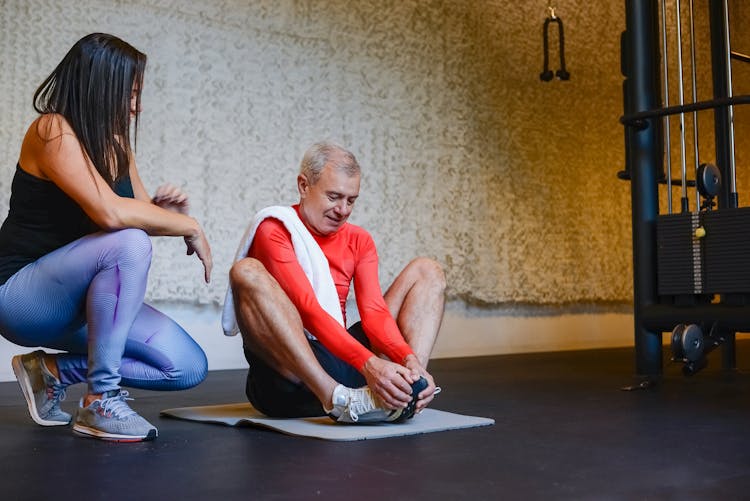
[328,385,403,424]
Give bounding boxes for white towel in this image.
[221,205,344,336]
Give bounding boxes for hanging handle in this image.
[539,4,570,82]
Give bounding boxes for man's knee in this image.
[409,257,446,292]
[229,258,273,297]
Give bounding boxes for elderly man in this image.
[223,142,445,423]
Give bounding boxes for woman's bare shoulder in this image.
[30,113,76,142]
[20,114,82,179]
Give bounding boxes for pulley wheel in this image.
[697,163,721,199]
[671,324,687,360]
[681,324,705,362]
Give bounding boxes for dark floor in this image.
[2,342,750,500]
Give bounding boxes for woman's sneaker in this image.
[73,389,157,442]
[12,350,71,426]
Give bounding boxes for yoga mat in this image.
[160,403,494,441]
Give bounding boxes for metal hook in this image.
[547,0,557,19]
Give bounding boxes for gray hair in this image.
[299,141,361,185]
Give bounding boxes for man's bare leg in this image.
[229,258,338,408]
[383,257,446,367]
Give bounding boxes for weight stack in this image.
[703,209,750,293]
[657,212,701,295]
[657,207,750,296]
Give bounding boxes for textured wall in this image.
[1,0,640,307]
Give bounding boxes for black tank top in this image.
[0,164,135,285]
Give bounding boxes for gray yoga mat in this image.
[161,402,494,441]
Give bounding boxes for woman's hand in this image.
[185,225,212,283]
[152,183,189,214]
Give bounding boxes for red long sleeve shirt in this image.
[248,206,414,370]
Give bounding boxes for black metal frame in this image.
[622,0,746,377]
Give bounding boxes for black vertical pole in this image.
[709,0,737,369]
[624,0,663,376]
[709,0,736,210]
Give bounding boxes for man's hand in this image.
[361,356,415,410]
[403,354,438,412]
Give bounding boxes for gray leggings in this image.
[0,229,207,393]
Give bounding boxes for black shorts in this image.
[243,322,370,418]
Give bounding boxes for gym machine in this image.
[620,0,750,380]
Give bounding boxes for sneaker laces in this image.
[346,388,381,422]
[39,357,67,406]
[46,383,67,406]
[98,391,137,419]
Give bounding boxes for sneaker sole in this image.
[333,408,402,424]
[72,423,157,442]
[11,355,70,427]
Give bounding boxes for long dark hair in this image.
[33,33,147,186]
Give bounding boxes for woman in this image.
[0,33,212,442]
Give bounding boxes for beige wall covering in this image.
[0,0,745,310]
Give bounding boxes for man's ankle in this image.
[325,384,347,416]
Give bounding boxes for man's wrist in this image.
[402,353,418,366]
[361,354,378,372]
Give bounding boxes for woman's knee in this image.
[113,228,152,262]
[177,349,208,389]
[159,345,207,390]
[93,229,152,270]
